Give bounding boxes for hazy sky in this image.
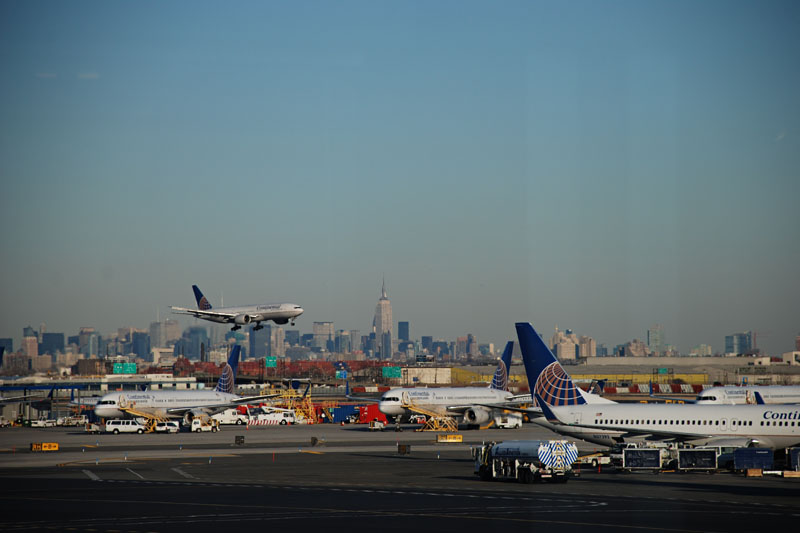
[1,1,798,355]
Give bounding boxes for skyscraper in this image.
[313,322,334,351]
[398,321,409,342]
[647,324,665,356]
[373,278,392,359]
[725,332,752,355]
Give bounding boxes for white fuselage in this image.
[549,403,800,449]
[94,391,238,419]
[378,387,512,417]
[695,385,800,405]
[201,303,303,324]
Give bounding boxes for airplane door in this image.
[401,391,410,406]
[720,418,728,431]
[731,418,738,432]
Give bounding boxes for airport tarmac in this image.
[1,423,799,532]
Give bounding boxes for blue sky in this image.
[1,1,798,355]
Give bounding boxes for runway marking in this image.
[82,469,100,481]
[126,468,144,480]
[171,467,194,479]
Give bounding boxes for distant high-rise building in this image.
[0,338,12,354]
[647,324,665,356]
[270,325,285,357]
[795,335,800,352]
[398,321,409,342]
[421,336,433,353]
[131,332,150,359]
[285,329,300,346]
[349,330,361,352]
[22,336,38,357]
[40,332,65,355]
[250,326,270,358]
[578,336,596,357]
[335,330,351,353]
[183,326,209,360]
[23,325,38,340]
[725,331,752,355]
[313,322,334,351]
[373,278,392,359]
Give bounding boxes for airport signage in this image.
[336,370,347,379]
[113,363,137,374]
[265,357,277,368]
[382,366,401,378]
[657,368,669,375]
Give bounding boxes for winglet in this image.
[192,285,212,310]
[534,392,560,424]
[754,391,765,405]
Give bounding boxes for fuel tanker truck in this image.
[472,440,579,483]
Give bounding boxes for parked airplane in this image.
[693,385,800,405]
[171,285,303,331]
[94,346,279,424]
[377,341,521,424]
[537,390,800,450]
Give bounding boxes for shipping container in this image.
[677,449,717,471]
[733,448,773,470]
[623,448,662,470]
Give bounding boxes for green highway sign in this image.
[382,366,401,379]
[265,357,277,368]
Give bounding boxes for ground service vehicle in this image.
[85,423,102,434]
[190,418,219,432]
[472,440,578,483]
[368,419,386,431]
[154,421,180,433]
[247,409,296,425]
[31,418,57,428]
[212,408,248,425]
[494,412,523,429]
[106,419,146,434]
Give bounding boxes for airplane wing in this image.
[0,394,39,404]
[170,306,237,321]
[164,393,283,417]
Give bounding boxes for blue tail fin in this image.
[515,322,586,407]
[753,391,765,405]
[491,341,514,391]
[192,285,212,310]
[215,345,241,394]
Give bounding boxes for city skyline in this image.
[2,2,798,358]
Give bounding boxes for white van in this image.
[105,419,146,434]
[154,421,180,433]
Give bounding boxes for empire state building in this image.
[373,278,393,359]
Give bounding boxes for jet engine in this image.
[183,409,209,426]
[463,407,491,425]
[234,314,252,325]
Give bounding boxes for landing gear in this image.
[290,321,296,326]
[252,324,263,331]
[231,325,241,331]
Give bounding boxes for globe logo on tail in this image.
[491,360,509,391]
[216,363,234,394]
[534,362,586,406]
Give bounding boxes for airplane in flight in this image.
[516,322,800,450]
[171,285,303,331]
[377,341,527,425]
[94,345,279,425]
